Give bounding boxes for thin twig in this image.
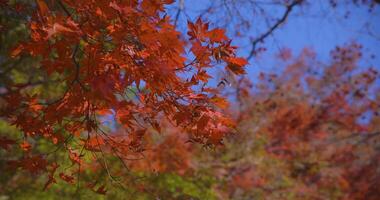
[247,0,302,60]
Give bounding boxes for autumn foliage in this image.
[1,0,247,191]
[206,44,380,199]
[1,0,379,199]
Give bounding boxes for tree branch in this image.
[247,0,302,60]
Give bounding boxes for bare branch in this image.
[247,0,303,60]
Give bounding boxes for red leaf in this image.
[197,114,210,130]
[225,57,248,67]
[224,57,247,75]
[83,137,104,151]
[207,28,228,43]
[17,155,48,174]
[197,70,212,82]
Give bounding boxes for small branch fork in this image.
[247,0,303,60]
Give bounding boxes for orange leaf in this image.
[207,28,228,43]
[10,44,24,58]
[226,63,246,75]
[20,141,32,151]
[83,137,104,151]
[226,57,248,67]
[210,96,229,109]
[225,57,247,75]
[197,70,212,82]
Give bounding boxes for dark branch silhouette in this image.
[247,0,303,60]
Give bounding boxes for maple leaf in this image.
[188,18,210,41]
[83,136,104,151]
[196,70,213,82]
[224,57,247,75]
[141,0,172,15]
[210,96,229,109]
[20,155,48,174]
[207,28,228,43]
[225,57,248,67]
[226,63,246,75]
[197,113,210,130]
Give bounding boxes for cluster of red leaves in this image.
[1,0,247,191]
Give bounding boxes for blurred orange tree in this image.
[193,44,380,200]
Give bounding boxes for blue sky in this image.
[168,0,380,80]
